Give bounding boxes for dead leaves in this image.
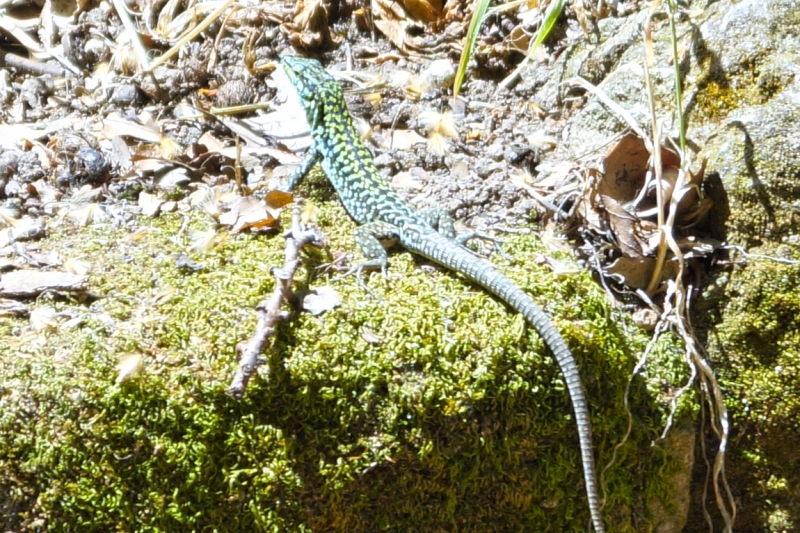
[279,0,464,56]
[371,0,460,55]
[579,133,715,292]
[283,0,336,51]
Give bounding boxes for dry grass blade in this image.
[498,0,565,91]
[110,0,151,71]
[145,0,235,73]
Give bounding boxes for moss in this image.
[1,202,687,532]
[703,249,800,531]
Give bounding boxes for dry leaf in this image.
[361,327,381,344]
[67,203,108,227]
[30,306,59,331]
[300,286,341,316]
[188,229,220,253]
[64,258,92,275]
[127,227,150,242]
[138,191,164,217]
[283,0,334,50]
[391,130,427,150]
[265,189,294,210]
[391,171,425,191]
[219,197,277,233]
[102,112,161,143]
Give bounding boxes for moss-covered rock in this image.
[699,248,800,532]
[1,203,688,532]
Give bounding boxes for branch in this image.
[228,202,323,399]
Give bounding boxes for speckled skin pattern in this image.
[280,56,605,533]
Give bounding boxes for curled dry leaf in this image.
[218,196,279,233]
[282,0,335,51]
[577,133,715,290]
[372,0,458,54]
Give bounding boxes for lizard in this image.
[277,55,605,533]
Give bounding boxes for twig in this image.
[3,53,65,77]
[228,202,323,399]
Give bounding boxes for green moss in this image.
[1,202,687,532]
[704,250,800,531]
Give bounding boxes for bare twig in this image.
[228,202,323,399]
[3,53,65,76]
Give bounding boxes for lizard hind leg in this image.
[419,207,508,259]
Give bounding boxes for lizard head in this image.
[280,56,348,131]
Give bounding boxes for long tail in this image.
[406,227,604,533]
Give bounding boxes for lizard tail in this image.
[405,226,605,533]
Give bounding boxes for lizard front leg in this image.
[278,146,321,192]
[345,221,401,290]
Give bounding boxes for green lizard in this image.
[278,56,605,533]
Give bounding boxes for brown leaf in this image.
[599,194,644,257]
[403,0,443,23]
[600,133,681,203]
[265,189,294,210]
[219,197,277,233]
[605,256,679,290]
